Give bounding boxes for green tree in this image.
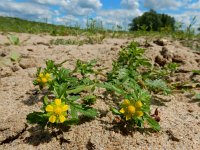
[129,9,175,31]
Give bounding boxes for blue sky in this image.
[0,0,200,30]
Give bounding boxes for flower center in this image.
[42,77,47,83]
[54,107,62,115]
[127,105,135,114]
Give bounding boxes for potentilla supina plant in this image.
[46,99,69,123]
[119,99,143,120]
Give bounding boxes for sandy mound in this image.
[0,33,199,150]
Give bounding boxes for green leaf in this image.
[43,96,49,106]
[111,108,121,115]
[8,35,20,45]
[195,93,200,100]
[144,114,160,131]
[53,83,68,98]
[101,83,125,95]
[68,95,80,102]
[63,118,79,126]
[66,85,94,94]
[26,112,48,127]
[145,79,171,94]
[192,70,200,75]
[10,51,21,62]
[70,105,78,119]
[83,95,96,105]
[70,103,97,118]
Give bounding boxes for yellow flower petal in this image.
[119,108,125,114]
[49,115,56,123]
[125,114,132,120]
[127,105,135,114]
[59,115,66,123]
[41,77,47,83]
[55,99,61,106]
[62,105,69,111]
[39,73,44,78]
[135,101,143,108]
[45,73,50,78]
[123,99,130,106]
[135,111,144,117]
[46,105,54,112]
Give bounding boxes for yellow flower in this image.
[36,72,51,85]
[135,100,143,108]
[45,99,69,123]
[120,99,144,120]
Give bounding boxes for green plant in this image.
[8,35,20,45]
[27,59,100,128]
[101,42,166,131]
[10,51,21,62]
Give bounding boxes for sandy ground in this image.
[0,33,200,150]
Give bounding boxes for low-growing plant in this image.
[10,51,21,62]
[101,42,178,131]
[27,59,100,128]
[27,42,178,133]
[8,35,20,45]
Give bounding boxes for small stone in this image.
[110,47,118,51]
[172,54,185,63]
[155,55,167,66]
[0,52,6,57]
[19,58,37,69]
[11,65,20,72]
[166,130,180,142]
[153,39,168,46]
[188,109,194,113]
[27,48,33,52]
[160,47,173,60]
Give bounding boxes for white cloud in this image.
[0,1,52,19]
[143,0,182,10]
[76,0,102,9]
[121,0,139,9]
[32,0,69,6]
[188,0,200,9]
[55,15,79,26]
[96,9,142,29]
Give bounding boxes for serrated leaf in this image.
[10,51,21,62]
[53,83,68,98]
[63,118,79,126]
[70,103,97,118]
[111,108,121,115]
[66,85,94,94]
[43,96,49,106]
[144,114,160,131]
[9,35,20,45]
[68,95,80,102]
[26,112,48,127]
[101,83,125,95]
